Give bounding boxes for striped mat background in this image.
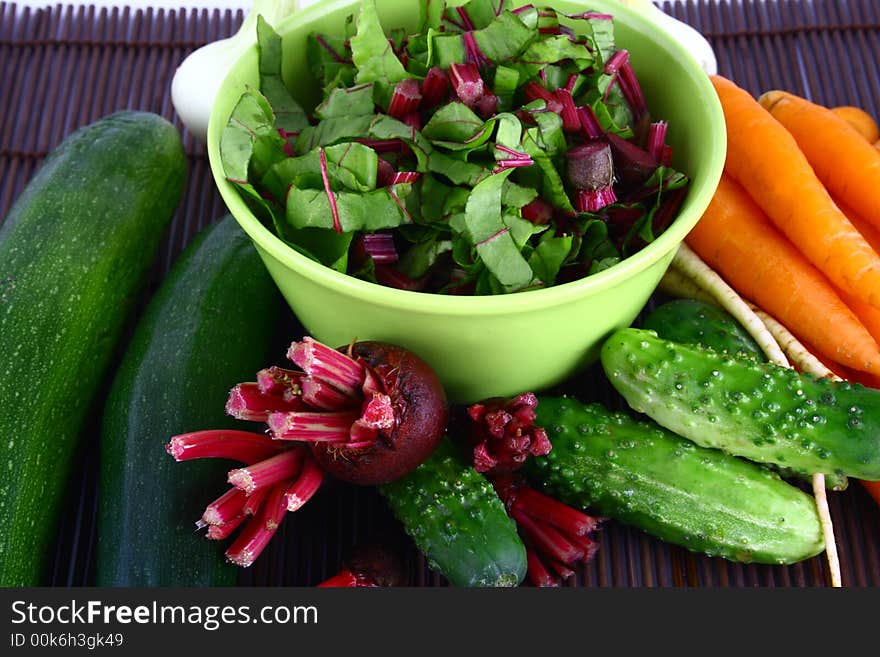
[1,0,878,587]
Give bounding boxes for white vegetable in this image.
[665,244,843,588]
[170,0,302,143]
[616,0,718,75]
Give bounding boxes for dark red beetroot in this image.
[167,336,449,568]
[317,543,406,588]
[565,141,619,213]
[309,341,448,485]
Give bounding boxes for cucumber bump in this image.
[525,396,824,565]
[601,327,880,480]
[379,439,528,587]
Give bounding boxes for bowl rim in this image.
[207,0,726,317]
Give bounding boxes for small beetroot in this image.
[565,141,617,212]
[168,336,449,568]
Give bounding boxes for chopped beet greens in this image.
[220,0,690,295]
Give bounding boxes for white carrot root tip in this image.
[664,244,843,587]
[747,304,839,380]
[670,244,790,367]
[812,473,843,588]
[658,267,720,307]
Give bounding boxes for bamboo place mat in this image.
[1,0,879,588]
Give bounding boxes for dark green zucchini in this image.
[525,396,824,565]
[96,215,285,586]
[379,439,527,587]
[0,112,187,586]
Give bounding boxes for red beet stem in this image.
[647,120,668,163]
[256,366,303,395]
[462,31,488,67]
[387,78,422,119]
[420,67,449,109]
[242,486,270,516]
[267,410,361,443]
[475,92,499,119]
[521,198,554,225]
[568,11,613,20]
[526,549,559,587]
[362,232,399,264]
[577,105,603,139]
[402,112,422,130]
[287,336,366,398]
[554,88,581,132]
[619,60,647,120]
[225,481,290,567]
[357,391,395,430]
[495,144,532,161]
[285,455,325,511]
[317,569,360,587]
[166,430,285,464]
[575,186,617,212]
[512,487,599,536]
[604,49,629,76]
[200,487,248,527]
[346,423,378,450]
[206,515,246,541]
[318,147,343,234]
[523,81,563,113]
[449,62,485,107]
[227,448,305,495]
[604,50,646,119]
[548,559,576,581]
[455,5,475,30]
[566,532,601,561]
[226,382,307,421]
[511,508,585,564]
[374,265,424,291]
[302,376,358,411]
[494,143,534,172]
[386,186,414,224]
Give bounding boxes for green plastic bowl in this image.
[207,0,725,403]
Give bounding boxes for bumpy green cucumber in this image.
[96,216,284,586]
[642,299,765,360]
[641,301,848,490]
[379,439,527,587]
[0,111,187,585]
[525,397,824,564]
[601,328,880,480]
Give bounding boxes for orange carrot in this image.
[709,75,880,310]
[836,287,880,352]
[758,89,880,232]
[685,172,880,376]
[828,199,880,348]
[835,196,880,254]
[831,105,880,143]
